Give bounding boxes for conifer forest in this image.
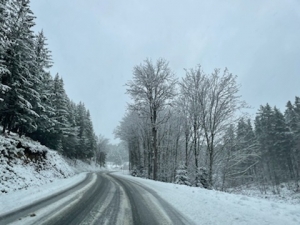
[0,0,106,165]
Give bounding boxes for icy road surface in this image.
[0,172,192,225]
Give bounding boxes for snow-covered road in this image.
[0,172,192,224]
[1,171,299,225]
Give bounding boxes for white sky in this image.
[30,0,300,144]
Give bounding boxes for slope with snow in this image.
[0,134,78,194]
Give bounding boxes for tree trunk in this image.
[153,126,158,180]
[194,122,198,169]
[185,132,188,168]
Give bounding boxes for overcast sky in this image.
[30,0,300,144]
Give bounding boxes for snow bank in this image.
[0,134,75,194]
[0,173,86,216]
[114,171,300,225]
[64,157,103,173]
[227,183,300,205]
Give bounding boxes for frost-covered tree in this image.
[219,121,259,190]
[180,66,205,172]
[126,58,177,180]
[96,135,109,167]
[181,67,244,187]
[114,110,143,171]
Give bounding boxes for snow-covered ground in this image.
[114,171,300,225]
[0,134,72,193]
[0,133,103,222]
[0,134,101,194]
[0,173,87,216]
[1,167,299,224]
[1,134,300,225]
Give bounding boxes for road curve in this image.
[1,172,194,225]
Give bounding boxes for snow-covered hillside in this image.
[0,134,99,194]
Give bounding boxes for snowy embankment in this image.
[0,173,87,216]
[0,134,76,194]
[114,171,300,225]
[0,133,101,215]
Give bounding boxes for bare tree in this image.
[199,68,244,186]
[180,67,205,171]
[126,58,177,180]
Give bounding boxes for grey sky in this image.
[30,0,300,144]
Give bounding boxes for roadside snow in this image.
[0,133,103,218]
[0,134,103,195]
[0,135,75,194]
[113,171,300,225]
[0,173,87,216]
[10,173,97,225]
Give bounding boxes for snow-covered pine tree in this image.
[28,31,56,141]
[0,0,11,99]
[75,102,87,159]
[0,0,40,135]
[195,167,209,188]
[284,99,300,183]
[255,105,294,191]
[61,99,79,158]
[285,101,298,132]
[235,118,259,184]
[51,74,72,152]
[84,110,97,158]
[272,107,294,182]
[74,102,97,159]
[175,164,191,186]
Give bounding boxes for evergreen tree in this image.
[272,107,294,181]
[51,74,71,151]
[175,164,191,186]
[0,0,10,97]
[61,100,78,158]
[27,31,56,142]
[0,0,40,135]
[236,118,258,182]
[84,110,96,158]
[284,99,300,181]
[255,104,293,189]
[75,102,87,158]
